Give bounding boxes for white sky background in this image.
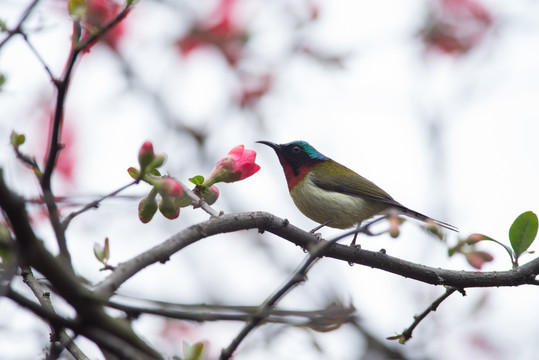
[1,0,539,359]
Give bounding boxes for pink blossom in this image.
[204,145,260,186]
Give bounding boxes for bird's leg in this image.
[309,220,333,241]
[349,223,362,249]
[309,220,333,234]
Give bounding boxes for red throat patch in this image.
[278,156,313,192]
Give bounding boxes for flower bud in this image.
[175,193,193,208]
[159,196,180,219]
[388,215,401,238]
[201,185,219,205]
[154,177,184,199]
[138,188,158,223]
[138,141,155,172]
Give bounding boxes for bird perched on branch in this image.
[257,140,457,244]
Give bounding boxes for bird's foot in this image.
[349,232,360,248]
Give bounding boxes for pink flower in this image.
[204,145,260,186]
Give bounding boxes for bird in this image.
[257,140,457,243]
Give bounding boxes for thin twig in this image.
[62,181,137,229]
[0,0,41,49]
[22,33,56,82]
[78,3,133,53]
[388,287,464,344]
[180,181,220,217]
[106,299,355,330]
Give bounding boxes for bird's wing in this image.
[312,167,459,232]
[311,171,403,207]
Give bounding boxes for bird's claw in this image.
[350,243,361,252]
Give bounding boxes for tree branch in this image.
[21,266,89,360]
[95,211,539,299]
[6,288,164,360]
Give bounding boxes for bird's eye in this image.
[292,146,301,153]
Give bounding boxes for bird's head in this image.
[257,140,329,190]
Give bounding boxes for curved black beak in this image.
[256,140,281,152]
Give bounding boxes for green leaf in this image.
[127,167,140,180]
[148,154,166,170]
[93,239,109,264]
[386,334,407,344]
[183,341,205,360]
[0,73,6,90]
[189,175,205,185]
[509,211,538,259]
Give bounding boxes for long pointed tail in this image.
[395,206,458,232]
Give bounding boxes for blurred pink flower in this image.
[465,250,494,269]
[238,73,273,108]
[176,0,247,66]
[420,0,493,56]
[83,0,129,51]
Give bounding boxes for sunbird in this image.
[257,140,457,243]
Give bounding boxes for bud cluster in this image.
[129,142,260,223]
